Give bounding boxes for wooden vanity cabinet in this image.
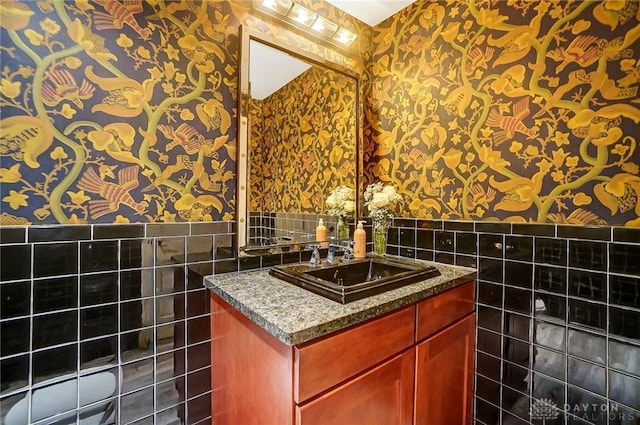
[211,280,475,425]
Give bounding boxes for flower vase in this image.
[337,217,350,240]
[373,219,389,255]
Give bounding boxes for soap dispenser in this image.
[316,218,328,248]
[353,221,367,259]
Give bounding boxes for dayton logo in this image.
[530,398,561,423]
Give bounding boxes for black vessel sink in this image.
[269,256,441,304]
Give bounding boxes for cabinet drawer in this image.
[416,281,474,341]
[294,306,415,403]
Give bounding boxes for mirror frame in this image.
[237,25,361,254]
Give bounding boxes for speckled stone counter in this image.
[204,257,476,346]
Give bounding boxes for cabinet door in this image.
[414,313,475,425]
[296,349,414,425]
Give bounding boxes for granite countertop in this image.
[204,257,476,346]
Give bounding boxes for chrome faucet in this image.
[326,242,354,265]
[308,244,322,267]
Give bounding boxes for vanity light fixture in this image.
[256,0,358,47]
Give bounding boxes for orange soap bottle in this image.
[353,221,367,259]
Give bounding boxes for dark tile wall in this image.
[0,222,234,425]
[384,219,640,425]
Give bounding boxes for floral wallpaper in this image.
[364,0,640,226]
[0,0,365,225]
[249,65,357,213]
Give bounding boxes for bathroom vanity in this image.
[205,259,476,425]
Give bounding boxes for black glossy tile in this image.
[475,222,511,234]
[157,403,185,425]
[121,387,154,424]
[567,387,607,418]
[535,264,566,295]
[157,377,184,411]
[533,346,565,378]
[475,375,501,406]
[120,239,143,269]
[0,280,30,319]
[239,256,261,271]
[399,247,416,258]
[568,328,605,364]
[532,372,565,406]
[121,329,154,362]
[120,270,142,300]
[33,242,78,277]
[534,320,565,351]
[262,253,282,268]
[613,227,640,243]
[477,329,502,357]
[505,261,533,288]
[434,230,454,252]
[80,336,117,369]
[478,281,502,307]
[187,341,210,372]
[502,359,529,391]
[80,240,118,273]
[186,289,209,318]
[610,243,640,275]
[28,225,91,242]
[609,306,640,340]
[393,218,415,228]
[505,312,531,342]
[502,386,529,420]
[609,371,640,410]
[456,232,477,255]
[33,276,77,313]
[504,286,532,315]
[156,237,186,267]
[156,293,185,324]
[33,310,77,349]
[32,344,77,384]
[478,234,504,258]
[187,316,210,345]
[568,299,606,331]
[434,252,454,264]
[444,221,474,231]
[568,358,605,396]
[156,266,185,295]
[416,229,434,249]
[1,354,29,392]
[475,398,500,425]
[94,224,144,239]
[416,219,442,230]
[505,235,533,262]
[120,300,144,332]
[387,227,399,246]
[80,272,118,306]
[192,221,228,235]
[535,237,567,266]
[568,270,606,302]
[568,240,606,271]
[512,223,555,237]
[558,225,610,241]
[122,358,154,393]
[476,351,501,382]
[0,227,25,244]
[0,244,30,281]
[282,252,301,264]
[81,304,118,340]
[455,254,476,268]
[146,223,190,237]
[478,305,502,332]
[478,258,503,284]
[187,392,211,424]
[0,318,30,356]
[187,367,210,398]
[535,292,566,321]
[609,274,640,308]
[157,322,185,354]
[399,227,415,247]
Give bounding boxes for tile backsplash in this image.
[0,223,234,425]
[384,219,640,425]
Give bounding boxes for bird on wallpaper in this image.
[41,69,95,108]
[159,123,201,155]
[485,97,538,146]
[92,0,150,39]
[547,35,607,74]
[77,165,145,219]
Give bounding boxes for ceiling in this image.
[324,0,416,26]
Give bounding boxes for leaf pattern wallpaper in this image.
[364,0,640,226]
[249,65,356,214]
[0,0,364,225]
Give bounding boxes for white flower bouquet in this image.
[364,182,402,229]
[325,185,356,219]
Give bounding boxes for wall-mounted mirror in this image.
[237,26,360,255]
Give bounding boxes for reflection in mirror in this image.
[237,26,360,255]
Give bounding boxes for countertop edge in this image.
[204,264,476,346]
